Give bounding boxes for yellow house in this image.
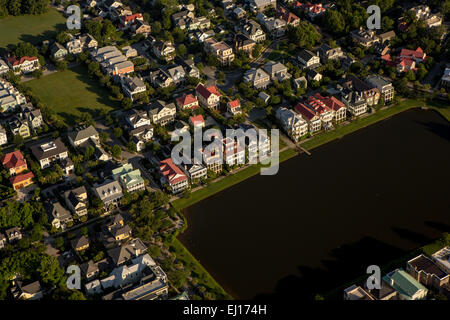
[10,172,34,190]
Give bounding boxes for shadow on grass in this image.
[18,22,67,45]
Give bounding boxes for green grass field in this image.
[0,9,66,49]
[25,66,119,125]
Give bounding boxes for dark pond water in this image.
[179,108,450,300]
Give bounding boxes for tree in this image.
[121,97,132,109]
[99,131,109,143]
[287,22,322,50]
[111,145,122,158]
[54,237,65,250]
[324,10,345,34]
[56,31,71,44]
[113,127,123,138]
[152,21,162,35]
[8,0,21,15]
[14,42,38,57]
[84,145,95,160]
[55,59,67,71]
[80,227,89,237]
[37,256,65,286]
[176,44,187,57]
[13,134,24,145]
[381,16,394,32]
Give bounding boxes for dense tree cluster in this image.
[287,22,322,50]
[0,200,43,229]
[0,0,49,18]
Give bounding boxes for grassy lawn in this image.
[172,148,298,210]
[25,66,119,125]
[301,98,450,152]
[0,9,66,49]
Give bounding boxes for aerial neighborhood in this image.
[0,0,449,302]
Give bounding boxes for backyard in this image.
[0,9,66,49]
[25,66,119,125]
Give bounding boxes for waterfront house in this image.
[276,107,308,140]
[183,163,207,183]
[294,102,321,133]
[159,158,189,194]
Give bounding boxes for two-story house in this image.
[146,100,176,126]
[196,83,222,110]
[30,138,69,169]
[64,186,89,218]
[159,158,189,194]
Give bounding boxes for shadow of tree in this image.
[253,236,407,301]
[415,120,450,142]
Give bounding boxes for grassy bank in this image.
[170,239,233,299]
[172,148,298,210]
[325,233,450,300]
[301,98,450,151]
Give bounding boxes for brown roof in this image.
[409,254,448,279]
[71,235,89,249]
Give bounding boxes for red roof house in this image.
[189,114,205,127]
[227,99,242,115]
[159,158,188,193]
[176,93,199,110]
[119,13,143,29]
[1,150,27,175]
[399,47,426,62]
[10,172,34,190]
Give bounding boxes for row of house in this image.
[276,74,394,140]
[0,78,26,112]
[158,122,271,193]
[91,45,135,76]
